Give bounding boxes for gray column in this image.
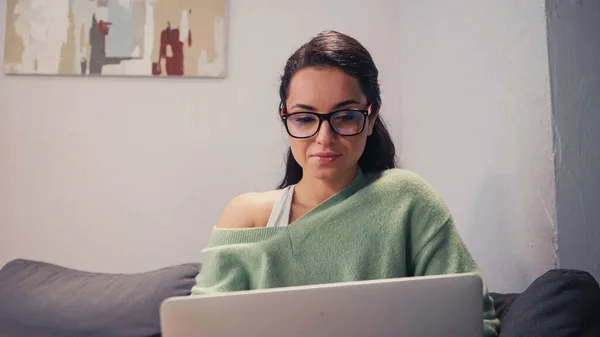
[546,0,600,281]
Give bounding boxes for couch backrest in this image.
[0,259,202,337]
[491,269,600,337]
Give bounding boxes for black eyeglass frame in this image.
[279,104,372,139]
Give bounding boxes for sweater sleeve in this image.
[408,180,500,337]
[190,246,250,296]
[412,218,500,337]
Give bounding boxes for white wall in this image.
[546,0,600,282]
[0,0,557,292]
[0,0,403,272]
[396,0,557,292]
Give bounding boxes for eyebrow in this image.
[289,99,362,111]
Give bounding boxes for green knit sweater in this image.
[192,168,500,336]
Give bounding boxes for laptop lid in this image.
[160,273,483,337]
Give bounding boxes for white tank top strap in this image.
[265,185,295,228]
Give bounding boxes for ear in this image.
[278,102,286,117]
[367,105,380,136]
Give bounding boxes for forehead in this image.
[287,67,366,107]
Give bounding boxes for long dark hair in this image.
[277,30,398,189]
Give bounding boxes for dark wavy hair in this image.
[277,30,398,189]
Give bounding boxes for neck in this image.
[295,166,358,208]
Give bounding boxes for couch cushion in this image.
[489,292,519,323]
[0,259,201,337]
[498,269,600,337]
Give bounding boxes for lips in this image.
[311,151,341,164]
[311,151,341,158]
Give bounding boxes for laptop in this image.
[160,272,483,337]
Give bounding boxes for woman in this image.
[192,30,500,337]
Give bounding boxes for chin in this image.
[311,165,353,182]
[313,169,338,181]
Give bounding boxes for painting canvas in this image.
[3,0,227,77]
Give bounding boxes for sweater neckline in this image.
[287,168,367,254]
[206,168,367,249]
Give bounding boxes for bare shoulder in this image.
[215,190,282,229]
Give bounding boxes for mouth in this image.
[311,152,341,164]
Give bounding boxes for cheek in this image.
[341,134,368,159]
[288,138,310,164]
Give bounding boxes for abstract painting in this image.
[3,0,227,77]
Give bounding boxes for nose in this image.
[315,120,337,145]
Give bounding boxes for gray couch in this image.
[0,259,201,337]
[0,259,599,337]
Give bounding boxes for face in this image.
[282,66,378,183]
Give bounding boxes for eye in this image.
[290,113,317,124]
[333,111,360,121]
[297,116,315,123]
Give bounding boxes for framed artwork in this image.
[3,0,228,77]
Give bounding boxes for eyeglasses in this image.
[280,105,371,139]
